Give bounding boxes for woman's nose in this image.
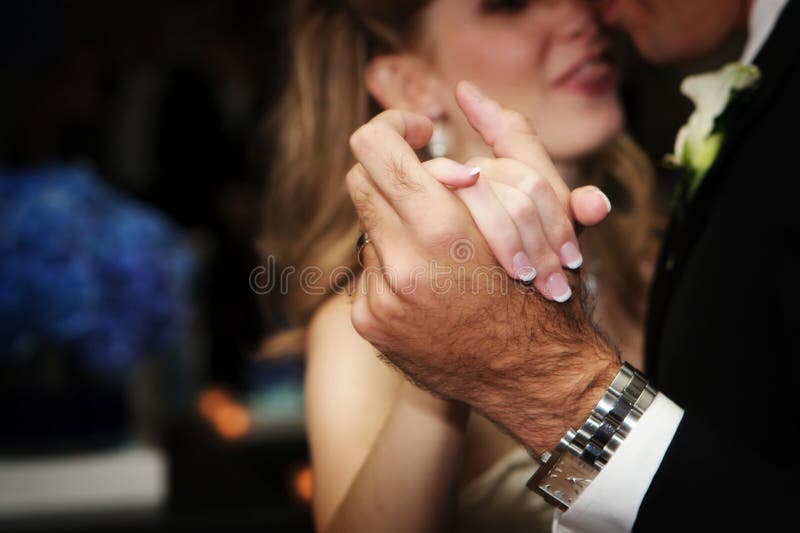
[546,0,600,41]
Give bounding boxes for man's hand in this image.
[346,82,620,454]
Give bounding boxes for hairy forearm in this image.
[482,349,621,455]
[323,382,469,533]
[449,285,623,456]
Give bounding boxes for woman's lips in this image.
[554,53,617,95]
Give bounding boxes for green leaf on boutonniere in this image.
[666,63,761,221]
[683,131,724,197]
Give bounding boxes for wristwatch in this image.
[527,363,657,511]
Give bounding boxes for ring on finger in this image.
[355,231,372,268]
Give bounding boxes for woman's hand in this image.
[425,82,612,301]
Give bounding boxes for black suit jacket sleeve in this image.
[634,3,800,531]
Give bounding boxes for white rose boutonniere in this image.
[668,63,761,217]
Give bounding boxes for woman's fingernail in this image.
[560,242,583,270]
[512,252,537,283]
[464,165,481,176]
[595,188,612,213]
[546,273,572,303]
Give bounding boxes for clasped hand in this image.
[346,81,620,454]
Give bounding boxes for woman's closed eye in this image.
[480,0,531,15]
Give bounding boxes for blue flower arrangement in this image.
[0,164,194,377]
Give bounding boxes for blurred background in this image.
[0,1,743,532]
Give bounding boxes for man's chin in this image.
[633,36,703,65]
[632,28,741,65]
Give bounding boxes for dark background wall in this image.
[2,0,289,388]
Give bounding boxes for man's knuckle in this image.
[347,168,371,203]
[350,299,378,339]
[372,292,405,323]
[423,223,461,252]
[346,164,365,188]
[349,186,379,231]
[386,155,422,194]
[349,125,369,152]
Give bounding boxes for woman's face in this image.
[419,0,623,163]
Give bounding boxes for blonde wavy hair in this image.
[258,0,659,357]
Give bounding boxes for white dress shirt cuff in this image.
[552,393,684,533]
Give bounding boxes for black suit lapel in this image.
[645,0,800,379]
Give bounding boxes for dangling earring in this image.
[428,115,448,159]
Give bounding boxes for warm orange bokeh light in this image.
[213,402,251,440]
[197,387,252,440]
[293,465,313,503]
[198,388,229,419]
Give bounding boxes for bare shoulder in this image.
[305,292,401,429]
[305,293,402,526]
[307,292,397,383]
[307,292,363,350]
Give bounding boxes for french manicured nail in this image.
[546,273,572,303]
[513,252,537,283]
[596,188,612,213]
[560,242,583,270]
[464,165,481,176]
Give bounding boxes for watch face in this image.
[534,453,598,510]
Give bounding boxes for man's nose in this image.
[587,0,620,26]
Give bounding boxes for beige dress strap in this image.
[457,447,554,533]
